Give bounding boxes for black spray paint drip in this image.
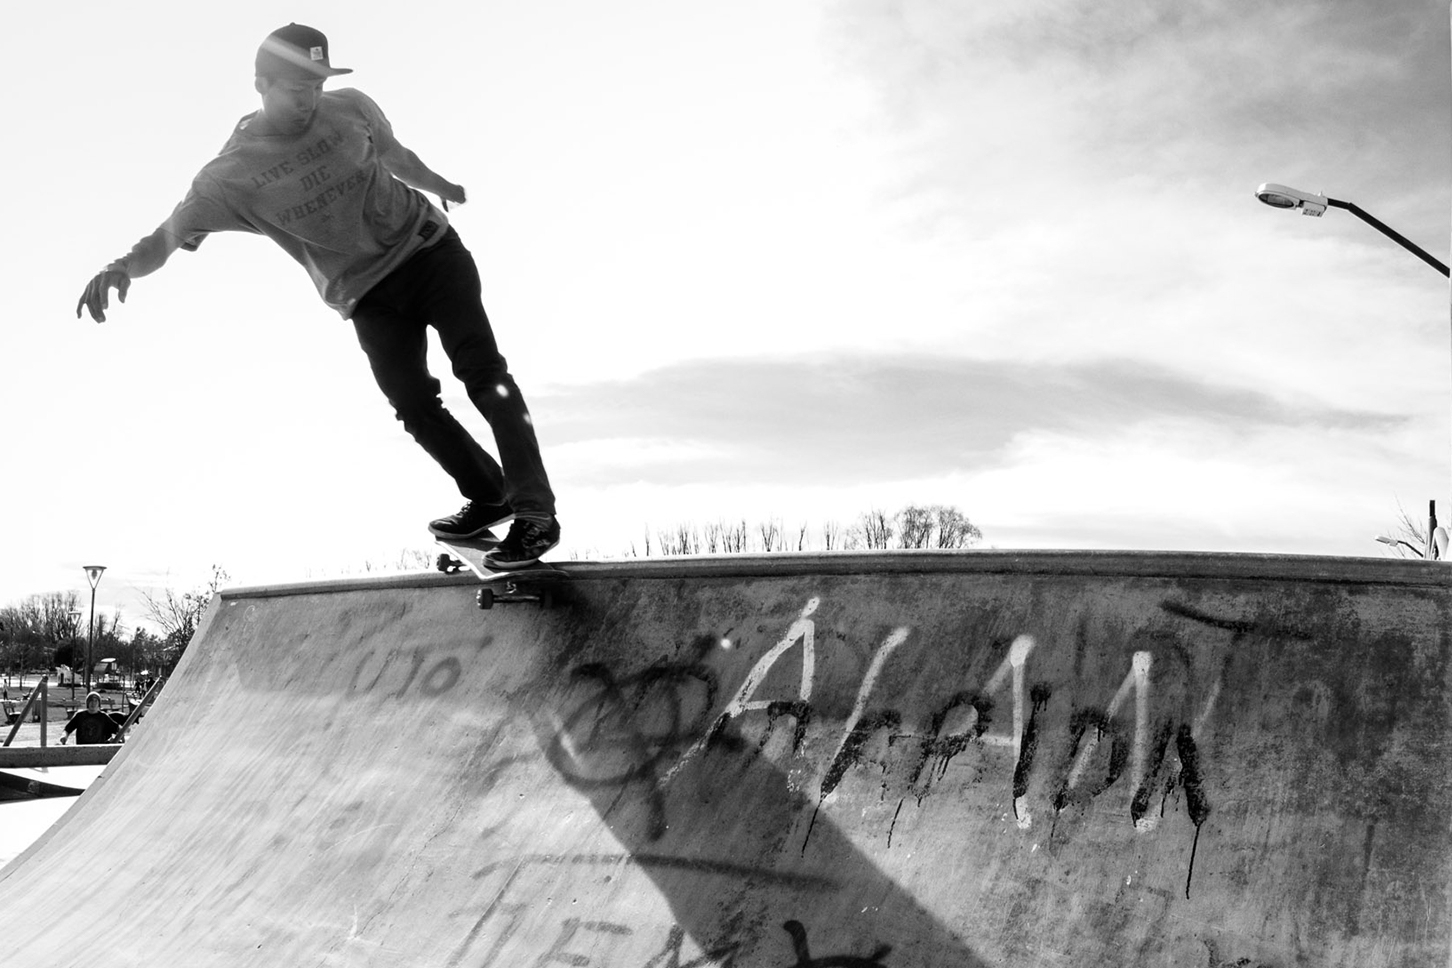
[1177,723,1211,899]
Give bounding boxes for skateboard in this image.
[435,537,567,610]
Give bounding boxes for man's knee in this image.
[465,372,528,418]
[374,370,444,419]
[388,390,450,429]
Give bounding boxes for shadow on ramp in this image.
[485,625,990,966]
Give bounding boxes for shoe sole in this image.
[429,513,515,541]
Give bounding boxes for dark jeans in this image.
[351,227,555,518]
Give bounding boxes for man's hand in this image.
[60,736,68,745]
[441,183,467,211]
[76,269,131,323]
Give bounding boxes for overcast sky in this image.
[3,0,1450,632]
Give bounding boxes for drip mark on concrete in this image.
[888,800,904,848]
[1177,723,1210,899]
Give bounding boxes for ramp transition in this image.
[1,551,1449,966]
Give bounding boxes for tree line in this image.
[633,504,983,557]
[0,566,229,686]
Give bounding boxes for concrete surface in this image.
[0,551,1449,966]
[0,799,78,868]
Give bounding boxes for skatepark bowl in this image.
[1,550,1450,966]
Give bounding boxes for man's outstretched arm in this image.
[75,227,184,323]
[376,137,467,209]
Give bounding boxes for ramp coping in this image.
[220,549,1452,599]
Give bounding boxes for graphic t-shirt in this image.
[65,710,121,745]
[154,88,447,317]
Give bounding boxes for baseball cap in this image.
[255,23,353,79]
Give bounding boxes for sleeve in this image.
[339,88,401,155]
[160,170,251,253]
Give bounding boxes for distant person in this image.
[61,693,123,745]
[75,23,559,566]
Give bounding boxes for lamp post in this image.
[67,608,83,700]
[1256,183,1451,559]
[1253,184,1449,276]
[1376,535,1425,556]
[83,565,105,695]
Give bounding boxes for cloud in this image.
[532,353,1403,486]
[827,0,1451,238]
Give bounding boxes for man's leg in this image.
[402,231,558,526]
[352,283,515,536]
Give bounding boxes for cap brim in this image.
[260,63,354,79]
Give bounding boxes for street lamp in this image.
[1256,183,1452,560]
[83,565,105,695]
[1376,529,1451,560]
[1376,535,1425,556]
[1253,184,1449,277]
[67,608,82,699]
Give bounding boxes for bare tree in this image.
[890,504,984,550]
[855,509,895,550]
[931,505,983,549]
[719,520,749,553]
[897,506,936,549]
[141,565,230,669]
[354,549,436,574]
[1,592,85,679]
[655,524,702,556]
[1380,501,1441,559]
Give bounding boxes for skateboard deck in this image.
[435,537,566,609]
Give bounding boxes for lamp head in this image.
[1255,183,1328,217]
[83,565,106,589]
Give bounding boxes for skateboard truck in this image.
[434,538,566,610]
[476,580,555,610]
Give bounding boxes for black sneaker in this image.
[428,500,514,540]
[485,517,561,567]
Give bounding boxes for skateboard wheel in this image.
[476,589,495,610]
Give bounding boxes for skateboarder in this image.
[60,693,123,746]
[75,24,559,566]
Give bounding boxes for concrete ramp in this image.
[1,552,1449,966]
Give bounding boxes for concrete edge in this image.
[217,550,1452,600]
[0,746,121,769]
